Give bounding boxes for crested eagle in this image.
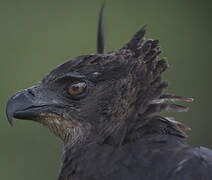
[6,3,212,180]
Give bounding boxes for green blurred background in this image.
[0,0,211,179]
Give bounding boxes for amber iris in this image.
[68,82,86,96]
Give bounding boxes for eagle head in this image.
[6,5,192,146]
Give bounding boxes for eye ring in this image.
[68,81,87,96]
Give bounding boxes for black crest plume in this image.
[97,2,105,54]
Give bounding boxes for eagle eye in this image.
[68,81,87,96]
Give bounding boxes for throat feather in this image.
[39,114,81,142]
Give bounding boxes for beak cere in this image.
[6,88,46,126]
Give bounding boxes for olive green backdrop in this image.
[0,0,211,179]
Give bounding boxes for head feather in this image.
[97,2,105,54]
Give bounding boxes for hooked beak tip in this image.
[6,103,14,126]
[7,116,14,126]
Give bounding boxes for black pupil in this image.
[71,82,86,93]
[72,84,80,91]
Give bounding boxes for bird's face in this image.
[6,4,191,152]
[6,52,142,142]
[6,23,171,144]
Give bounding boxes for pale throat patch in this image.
[39,113,81,142]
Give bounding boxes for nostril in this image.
[27,89,35,97]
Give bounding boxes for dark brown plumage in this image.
[6,4,212,180]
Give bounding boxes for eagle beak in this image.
[6,88,46,126]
